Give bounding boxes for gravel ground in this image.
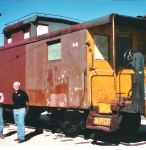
[1,116,146,149]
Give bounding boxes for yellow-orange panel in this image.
[91,76,116,105]
[93,117,111,126]
[116,73,132,98]
[98,103,112,114]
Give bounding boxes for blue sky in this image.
[0,0,146,46]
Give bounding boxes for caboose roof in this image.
[3,15,79,33]
[82,13,146,30]
[1,13,146,50]
[4,13,146,34]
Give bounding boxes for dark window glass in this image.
[94,35,109,60]
[116,36,131,67]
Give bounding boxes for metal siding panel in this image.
[12,30,24,43]
[25,30,87,108]
[47,30,87,108]
[0,45,26,104]
[26,41,46,106]
[49,22,71,32]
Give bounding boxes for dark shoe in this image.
[18,139,25,143]
[0,135,5,139]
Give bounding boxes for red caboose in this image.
[0,14,146,135]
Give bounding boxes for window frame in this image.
[37,24,49,36]
[115,35,132,68]
[24,29,30,39]
[7,34,12,44]
[94,34,110,60]
[47,39,62,61]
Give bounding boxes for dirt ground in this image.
[1,117,146,149]
[0,123,95,148]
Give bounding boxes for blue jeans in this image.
[13,108,26,140]
[0,106,4,135]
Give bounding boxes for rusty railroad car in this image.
[0,14,146,134]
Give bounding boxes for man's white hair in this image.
[13,81,21,86]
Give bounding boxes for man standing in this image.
[0,92,4,139]
[12,81,29,143]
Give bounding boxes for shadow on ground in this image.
[26,121,146,146]
[4,131,17,137]
[83,124,146,146]
[4,117,146,146]
[25,129,43,142]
